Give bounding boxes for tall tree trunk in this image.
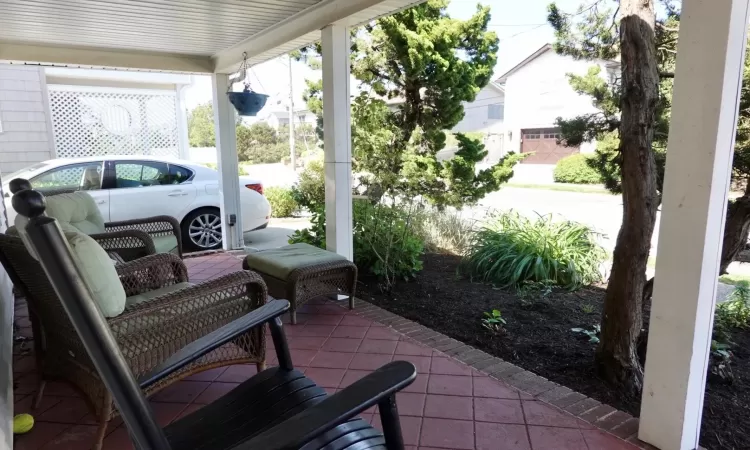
[595,0,660,396]
[720,184,750,274]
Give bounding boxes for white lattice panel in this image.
[48,86,179,159]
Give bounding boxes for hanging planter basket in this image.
[228,88,268,116]
[227,53,269,117]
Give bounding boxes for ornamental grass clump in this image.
[462,211,604,290]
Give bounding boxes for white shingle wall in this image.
[0,64,54,173]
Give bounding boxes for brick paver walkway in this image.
[11,253,639,449]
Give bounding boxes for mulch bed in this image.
[358,253,750,450]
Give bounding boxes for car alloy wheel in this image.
[188,213,222,249]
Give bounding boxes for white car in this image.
[3,156,271,251]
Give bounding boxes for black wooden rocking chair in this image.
[14,188,417,450]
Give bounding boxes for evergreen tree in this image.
[299,0,523,208]
[551,0,750,275]
[548,0,665,393]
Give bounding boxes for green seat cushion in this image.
[244,243,347,280]
[44,192,106,235]
[152,235,179,254]
[125,282,193,308]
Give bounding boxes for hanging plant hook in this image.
[226,52,269,117]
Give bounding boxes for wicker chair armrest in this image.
[138,299,289,388]
[235,361,417,450]
[109,270,267,376]
[115,253,188,295]
[105,215,182,256]
[89,229,156,257]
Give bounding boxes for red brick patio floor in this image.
[11,252,639,450]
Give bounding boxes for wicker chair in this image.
[0,233,266,450]
[9,178,182,261]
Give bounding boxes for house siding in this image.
[452,85,504,134]
[503,50,604,157]
[0,65,55,173]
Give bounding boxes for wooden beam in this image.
[0,42,214,73]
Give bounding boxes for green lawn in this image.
[506,182,612,195]
[719,273,750,286]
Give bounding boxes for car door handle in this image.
[167,190,186,197]
[96,199,106,205]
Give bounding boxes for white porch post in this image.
[175,83,191,160]
[211,74,244,250]
[321,25,353,261]
[639,0,750,448]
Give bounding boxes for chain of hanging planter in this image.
[227,52,269,116]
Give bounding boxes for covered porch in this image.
[1,0,749,449]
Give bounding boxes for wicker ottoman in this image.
[242,243,358,324]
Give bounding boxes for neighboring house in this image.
[497,43,618,165]
[0,64,193,174]
[381,83,506,162]
[451,82,506,162]
[259,108,317,130]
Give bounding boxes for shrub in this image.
[462,211,604,290]
[553,154,603,184]
[714,281,750,342]
[265,187,298,218]
[289,200,424,286]
[292,160,326,211]
[411,206,476,255]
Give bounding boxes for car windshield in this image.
[6,162,50,182]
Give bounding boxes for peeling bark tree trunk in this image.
[720,191,750,274]
[595,0,659,396]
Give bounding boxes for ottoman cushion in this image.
[244,243,347,280]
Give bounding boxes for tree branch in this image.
[656,23,679,32]
[659,72,675,78]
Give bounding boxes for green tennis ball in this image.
[13,414,34,434]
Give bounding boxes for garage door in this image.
[520,128,579,164]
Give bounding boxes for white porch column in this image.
[211,74,244,250]
[175,83,190,160]
[639,1,750,449]
[321,25,353,261]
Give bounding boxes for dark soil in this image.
[358,253,750,450]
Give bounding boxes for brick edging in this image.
[349,297,658,449]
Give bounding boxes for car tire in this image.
[182,207,223,251]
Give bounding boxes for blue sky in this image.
[184,0,592,111]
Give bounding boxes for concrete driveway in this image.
[243,217,311,251]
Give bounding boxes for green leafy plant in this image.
[716,281,750,331]
[481,309,507,333]
[553,154,603,184]
[291,160,325,212]
[580,303,595,314]
[462,211,604,290]
[290,200,424,287]
[710,340,734,382]
[571,325,601,344]
[264,187,298,218]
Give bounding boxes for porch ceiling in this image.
[0,0,423,73]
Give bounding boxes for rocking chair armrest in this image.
[137,300,290,388]
[234,361,417,450]
[115,253,188,294]
[89,229,156,256]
